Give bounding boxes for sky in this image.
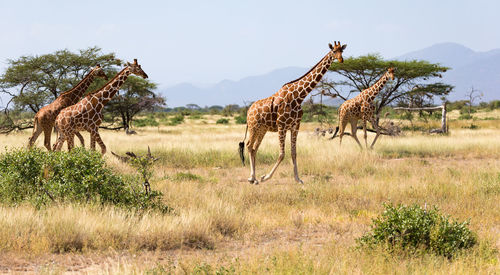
[1,0,499,89]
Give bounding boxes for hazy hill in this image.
[161,43,500,107]
[161,67,307,107]
[397,42,500,101]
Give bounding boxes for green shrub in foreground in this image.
[0,148,170,212]
[357,203,477,258]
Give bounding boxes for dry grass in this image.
[0,115,499,274]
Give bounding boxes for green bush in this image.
[133,116,159,127]
[234,115,247,124]
[0,148,170,212]
[459,113,473,120]
[169,114,185,125]
[357,203,477,258]
[462,106,477,114]
[216,118,229,124]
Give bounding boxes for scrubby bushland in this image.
[358,203,477,258]
[0,148,169,212]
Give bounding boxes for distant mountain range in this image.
[160,42,500,107]
[160,67,308,108]
[396,42,500,102]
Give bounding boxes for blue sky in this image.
[1,0,499,88]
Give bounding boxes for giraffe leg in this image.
[338,118,348,147]
[90,133,96,151]
[247,130,265,184]
[27,121,43,149]
[246,131,257,184]
[369,117,381,149]
[362,120,368,149]
[42,125,54,151]
[261,128,286,183]
[67,133,75,151]
[349,120,363,149]
[90,129,106,154]
[53,131,66,151]
[75,132,85,147]
[290,128,303,184]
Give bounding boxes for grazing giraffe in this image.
[53,59,148,154]
[239,42,346,184]
[332,67,395,149]
[27,65,108,150]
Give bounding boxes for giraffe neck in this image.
[292,51,336,104]
[362,71,391,100]
[60,69,98,103]
[93,67,131,106]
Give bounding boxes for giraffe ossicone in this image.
[239,41,346,185]
[28,65,108,151]
[53,59,148,154]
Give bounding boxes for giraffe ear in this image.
[341,44,347,50]
[126,62,131,66]
[329,43,333,50]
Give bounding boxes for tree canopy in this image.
[318,54,453,116]
[0,46,163,132]
[0,46,120,112]
[104,75,165,129]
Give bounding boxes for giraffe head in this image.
[387,67,395,80]
[126,59,149,79]
[92,64,108,80]
[328,41,347,63]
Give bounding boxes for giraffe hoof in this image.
[247,179,259,185]
[296,179,304,184]
[248,178,258,184]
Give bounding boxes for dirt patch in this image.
[0,226,340,274]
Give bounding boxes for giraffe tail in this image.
[238,124,248,166]
[330,126,339,139]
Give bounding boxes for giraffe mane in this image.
[58,69,95,97]
[282,53,329,87]
[86,67,129,97]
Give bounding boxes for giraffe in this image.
[239,42,346,184]
[27,65,108,150]
[53,59,148,154]
[332,67,395,149]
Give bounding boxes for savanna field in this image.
[0,110,499,274]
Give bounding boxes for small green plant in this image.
[169,114,184,125]
[133,116,159,127]
[171,172,203,182]
[129,154,156,194]
[462,123,479,129]
[459,113,473,120]
[357,203,477,258]
[216,118,230,124]
[189,114,203,120]
[234,115,246,124]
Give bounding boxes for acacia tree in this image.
[0,47,121,132]
[318,54,452,120]
[0,47,120,112]
[104,76,165,130]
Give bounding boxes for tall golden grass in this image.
[0,115,499,274]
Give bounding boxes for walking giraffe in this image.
[53,59,148,154]
[28,65,108,150]
[332,67,395,149]
[239,42,346,184]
